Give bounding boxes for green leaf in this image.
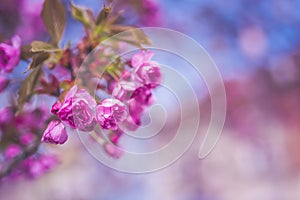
[41,0,66,46]
[70,2,95,28]
[21,45,36,60]
[111,27,152,47]
[17,67,42,113]
[96,5,112,25]
[26,52,50,71]
[31,41,61,52]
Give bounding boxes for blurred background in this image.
[0,0,300,199]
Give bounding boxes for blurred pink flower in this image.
[39,154,58,170]
[20,133,35,145]
[26,158,44,178]
[23,154,58,178]
[140,0,162,26]
[4,144,21,159]
[16,107,50,131]
[104,143,123,159]
[0,107,13,125]
[41,120,68,144]
[96,99,127,130]
[16,0,45,42]
[0,35,21,73]
[109,129,124,144]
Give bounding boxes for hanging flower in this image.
[41,120,68,144]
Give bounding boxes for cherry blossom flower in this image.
[131,51,162,87]
[96,99,128,130]
[55,85,97,131]
[112,80,138,101]
[51,100,62,115]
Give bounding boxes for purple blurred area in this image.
[0,0,300,199]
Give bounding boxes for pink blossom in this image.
[107,80,117,94]
[123,85,153,130]
[112,80,137,101]
[131,84,153,105]
[73,99,97,132]
[127,99,144,126]
[134,61,161,86]
[41,120,68,144]
[57,97,74,128]
[131,51,162,86]
[51,100,62,115]
[131,51,154,68]
[56,85,97,131]
[0,35,21,73]
[96,99,128,130]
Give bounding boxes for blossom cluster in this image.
[42,51,162,158]
[0,0,163,180]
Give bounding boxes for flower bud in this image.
[41,120,68,144]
